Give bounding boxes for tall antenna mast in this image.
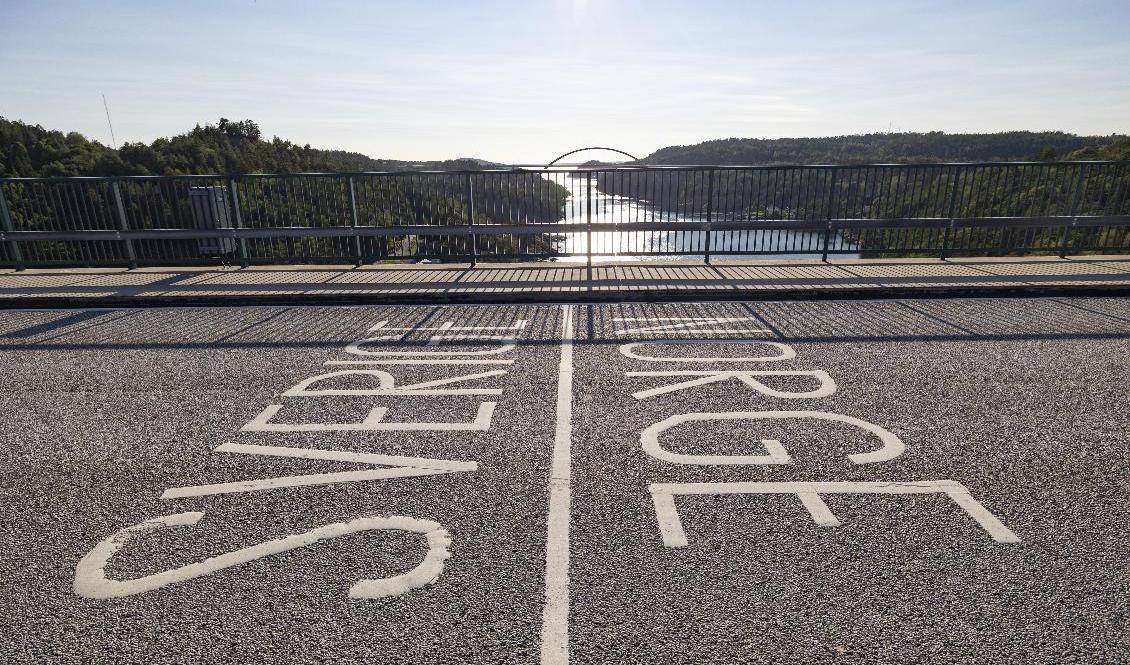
[102,93,117,149]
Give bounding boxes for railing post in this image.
[348,176,362,267]
[112,180,137,269]
[821,168,838,262]
[586,171,593,271]
[228,177,249,268]
[466,173,477,266]
[0,183,24,271]
[703,169,715,264]
[1059,164,1086,258]
[941,166,962,260]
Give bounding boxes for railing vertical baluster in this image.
[704,168,715,264]
[586,171,593,271]
[466,172,477,266]
[348,176,361,267]
[941,166,962,260]
[0,183,24,270]
[112,180,137,269]
[821,167,839,262]
[1059,164,1087,258]
[228,177,249,268]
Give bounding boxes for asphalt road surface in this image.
[1,297,1127,664]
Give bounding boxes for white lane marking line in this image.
[550,309,575,483]
[541,304,574,665]
[73,512,451,599]
[619,339,796,363]
[648,480,1020,547]
[640,411,906,466]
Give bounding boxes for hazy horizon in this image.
[3,0,1128,163]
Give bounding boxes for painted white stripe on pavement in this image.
[541,304,574,665]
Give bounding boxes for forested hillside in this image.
[0,117,498,178]
[1063,140,1130,161]
[641,131,1129,166]
[0,118,567,262]
[598,132,1130,257]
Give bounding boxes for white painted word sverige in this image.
[618,317,1019,548]
[74,318,529,600]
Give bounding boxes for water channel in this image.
[545,170,859,261]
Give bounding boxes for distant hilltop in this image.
[638,131,1130,166]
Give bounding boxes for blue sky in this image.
[2,0,1128,162]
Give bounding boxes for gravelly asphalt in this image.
[0,297,1127,664]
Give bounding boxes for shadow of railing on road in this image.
[0,297,1126,352]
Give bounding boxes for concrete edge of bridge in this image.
[1,284,1127,310]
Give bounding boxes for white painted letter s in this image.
[74,512,451,600]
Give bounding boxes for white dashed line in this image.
[541,304,575,665]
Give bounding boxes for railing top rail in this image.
[2,160,1128,183]
[587,160,1130,170]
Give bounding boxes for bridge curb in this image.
[1,284,1126,309]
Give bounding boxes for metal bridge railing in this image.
[1,162,1128,269]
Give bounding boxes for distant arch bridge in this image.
[543,147,640,168]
